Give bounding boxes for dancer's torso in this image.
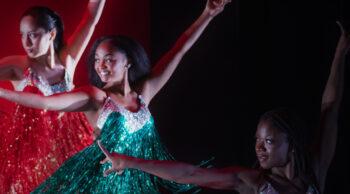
[15,66,73,95]
[97,95,151,132]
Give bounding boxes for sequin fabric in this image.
[32,96,198,193]
[96,97,150,131]
[0,68,93,193]
[258,182,320,194]
[17,68,74,95]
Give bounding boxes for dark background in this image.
[0,0,348,193]
[149,0,349,193]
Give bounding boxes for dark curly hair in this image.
[87,36,151,88]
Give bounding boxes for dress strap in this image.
[96,97,121,129]
[138,95,147,107]
[16,68,35,91]
[63,70,74,91]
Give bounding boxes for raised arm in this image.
[0,55,27,81]
[0,85,102,112]
[60,0,106,77]
[141,0,231,104]
[312,21,349,191]
[97,140,258,191]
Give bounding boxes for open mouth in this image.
[99,71,110,76]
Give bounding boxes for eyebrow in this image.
[95,54,114,57]
[20,29,41,34]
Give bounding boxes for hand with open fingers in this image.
[205,0,232,17]
[336,21,350,52]
[98,140,131,177]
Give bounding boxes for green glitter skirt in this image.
[31,111,198,193]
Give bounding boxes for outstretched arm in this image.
[141,0,231,104]
[60,0,106,77]
[312,21,349,191]
[0,55,27,81]
[97,140,258,190]
[0,86,101,112]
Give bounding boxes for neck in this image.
[32,51,55,70]
[104,76,132,97]
[271,158,295,181]
[105,70,132,96]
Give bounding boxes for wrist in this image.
[124,156,139,169]
[202,9,215,20]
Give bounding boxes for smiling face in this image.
[255,120,291,169]
[20,15,52,58]
[94,40,130,84]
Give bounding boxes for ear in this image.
[49,28,57,41]
[125,58,132,69]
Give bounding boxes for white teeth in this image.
[100,71,110,75]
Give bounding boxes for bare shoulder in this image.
[77,85,106,104]
[235,167,263,188]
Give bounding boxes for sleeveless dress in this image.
[32,96,198,193]
[0,68,93,193]
[258,181,320,194]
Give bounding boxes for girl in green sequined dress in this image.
[0,0,231,192]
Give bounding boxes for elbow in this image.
[321,101,341,113]
[172,166,199,185]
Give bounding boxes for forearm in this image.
[0,87,93,112]
[0,66,18,81]
[176,9,214,55]
[321,47,345,107]
[0,88,48,109]
[128,158,199,184]
[153,9,214,76]
[146,8,217,99]
[86,0,106,26]
[66,0,106,62]
[126,158,241,190]
[314,34,347,180]
[0,56,26,81]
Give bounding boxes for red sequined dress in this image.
[0,68,93,193]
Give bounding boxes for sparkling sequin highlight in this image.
[0,68,93,193]
[32,96,197,193]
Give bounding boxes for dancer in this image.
[96,21,348,194]
[0,1,105,193]
[0,0,231,192]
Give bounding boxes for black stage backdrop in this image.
[150,0,349,193]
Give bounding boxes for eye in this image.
[105,58,114,63]
[28,33,38,39]
[265,139,272,144]
[94,58,100,63]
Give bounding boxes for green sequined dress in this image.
[32,96,196,193]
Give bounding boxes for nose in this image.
[23,35,32,47]
[96,60,107,70]
[255,140,266,152]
